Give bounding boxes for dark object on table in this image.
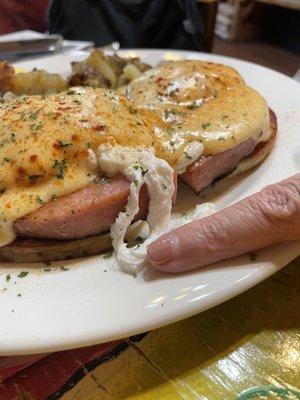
[47,0,204,51]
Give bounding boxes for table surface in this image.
[56,257,299,400]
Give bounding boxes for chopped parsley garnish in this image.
[128,106,137,114]
[72,99,81,105]
[60,266,69,271]
[36,196,45,205]
[184,151,192,160]
[5,274,11,282]
[135,236,145,244]
[93,175,111,185]
[52,159,67,179]
[164,110,175,119]
[28,174,41,182]
[187,103,201,110]
[30,122,43,133]
[28,111,38,121]
[164,109,187,120]
[67,90,77,95]
[201,122,211,129]
[133,163,148,177]
[18,271,29,278]
[168,88,178,97]
[103,251,113,259]
[57,140,73,148]
[218,136,225,141]
[3,157,10,163]
[11,133,16,142]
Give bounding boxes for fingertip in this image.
[147,234,178,266]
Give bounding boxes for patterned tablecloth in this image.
[0,256,299,400]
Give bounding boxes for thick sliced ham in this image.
[180,109,277,194]
[14,175,177,241]
[14,175,149,240]
[180,138,257,194]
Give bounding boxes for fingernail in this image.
[147,234,178,265]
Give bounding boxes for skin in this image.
[147,173,300,273]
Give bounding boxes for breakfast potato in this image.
[11,69,68,95]
[69,49,151,89]
[0,61,68,96]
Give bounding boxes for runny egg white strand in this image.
[98,144,174,274]
[98,144,215,275]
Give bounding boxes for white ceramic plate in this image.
[0,50,299,356]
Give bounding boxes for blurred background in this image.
[0,0,299,76]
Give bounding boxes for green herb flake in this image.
[30,122,43,133]
[201,122,211,129]
[136,236,145,244]
[57,140,73,148]
[103,251,113,259]
[187,103,201,110]
[184,151,192,160]
[36,196,45,205]
[43,268,52,272]
[28,111,38,121]
[52,159,67,179]
[94,175,111,185]
[133,163,148,177]
[60,266,69,271]
[128,106,137,114]
[18,271,29,278]
[28,174,41,182]
[5,274,11,282]
[3,157,11,163]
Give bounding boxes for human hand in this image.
[147,174,300,273]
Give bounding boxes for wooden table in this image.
[1,256,299,399]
